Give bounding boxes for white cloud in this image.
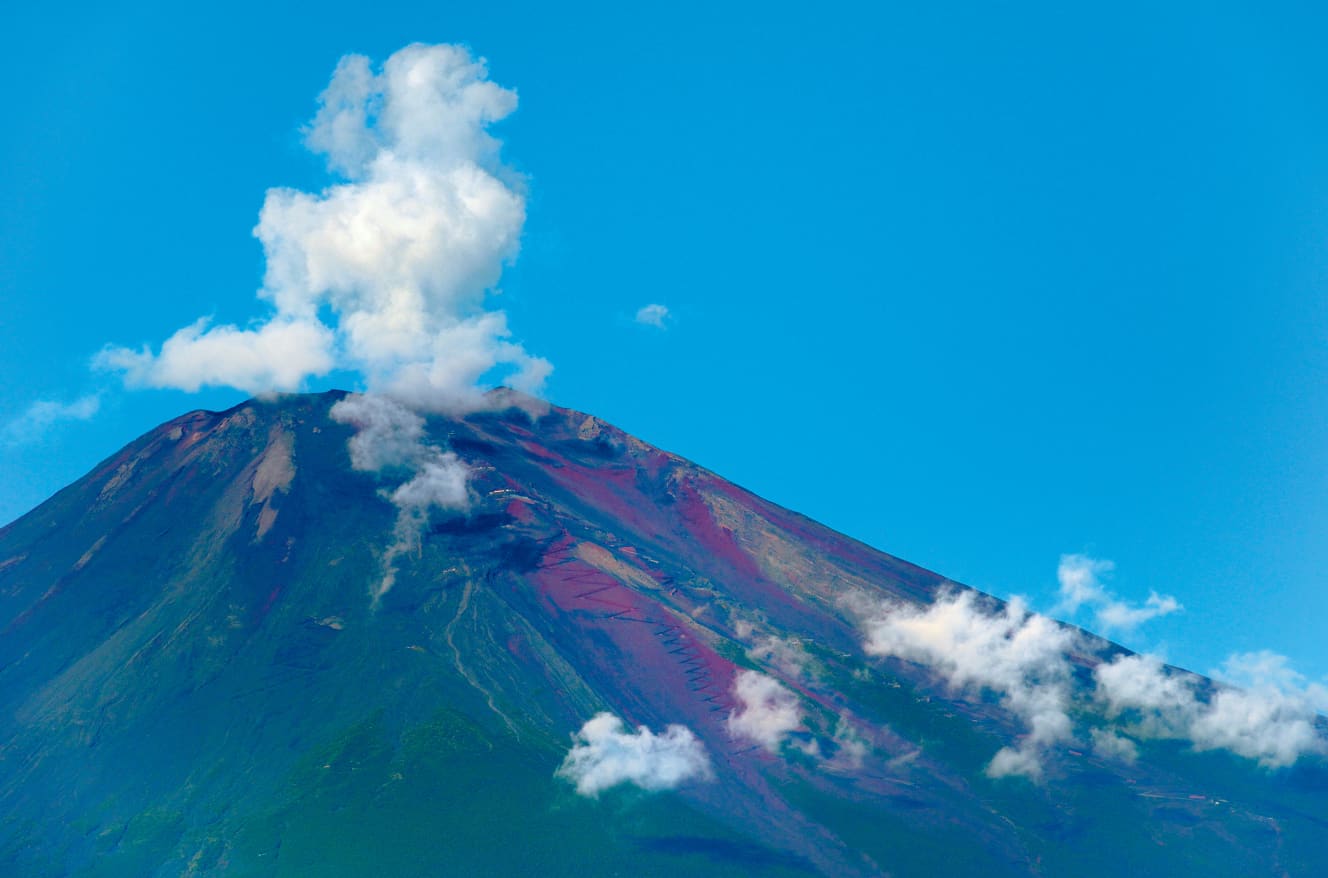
[1093,655,1197,738]
[986,745,1046,780]
[390,455,470,513]
[1089,728,1139,763]
[1094,652,1326,768]
[726,669,802,752]
[1093,592,1182,632]
[1056,554,1114,612]
[860,589,1079,780]
[333,391,428,472]
[1214,651,1328,710]
[4,394,101,444]
[97,317,335,394]
[828,713,870,770]
[1057,554,1181,634]
[330,393,472,600]
[1194,688,1322,768]
[556,713,712,797]
[99,43,549,412]
[635,303,669,328]
[735,620,813,681]
[854,578,1324,777]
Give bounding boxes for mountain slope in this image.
[1,391,1325,877]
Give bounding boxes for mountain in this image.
[1,391,1324,877]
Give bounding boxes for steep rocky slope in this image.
[1,391,1324,876]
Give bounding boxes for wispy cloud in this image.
[4,394,101,445]
[1057,554,1181,634]
[556,713,712,797]
[329,393,471,600]
[726,669,803,752]
[634,303,670,329]
[735,620,814,682]
[98,43,549,412]
[859,589,1079,780]
[827,713,871,770]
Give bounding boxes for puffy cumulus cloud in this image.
[330,393,472,600]
[556,713,712,797]
[4,394,101,444]
[99,43,549,412]
[1195,689,1323,768]
[1057,554,1181,634]
[726,670,803,752]
[1094,653,1327,769]
[861,589,1079,780]
[1093,655,1196,738]
[635,303,670,328]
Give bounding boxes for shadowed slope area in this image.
[0,391,1325,876]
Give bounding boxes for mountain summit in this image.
[1,391,1324,876]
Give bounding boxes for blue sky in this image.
[3,1,1328,686]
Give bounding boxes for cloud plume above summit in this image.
[98,43,549,412]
